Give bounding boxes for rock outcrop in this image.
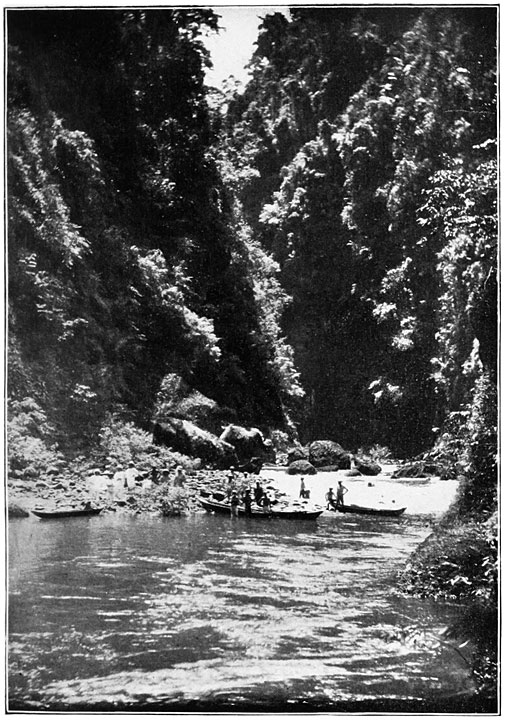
[153,419,238,469]
[287,459,317,475]
[307,440,350,469]
[219,424,275,463]
[354,456,382,476]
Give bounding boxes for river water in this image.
[8,472,478,712]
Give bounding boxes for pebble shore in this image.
[7,468,280,519]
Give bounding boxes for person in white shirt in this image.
[174,465,186,488]
[87,469,107,502]
[123,461,138,490]
[112,466,127,500]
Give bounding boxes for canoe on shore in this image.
[199,496,323,520]
[32,507,103,519]
[336,504,406,517]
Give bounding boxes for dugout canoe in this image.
[199,496,323,520]
[32,507,103,519]
[336,503,406,517]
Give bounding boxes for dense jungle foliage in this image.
[221,7,496,455]
[8,9,303,470]
[8,7,496,461]
[7,5,498,702]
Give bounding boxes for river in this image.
[8,472,479,712]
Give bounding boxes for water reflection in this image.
[9,478,476,711]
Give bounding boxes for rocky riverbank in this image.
[8,468,285,519]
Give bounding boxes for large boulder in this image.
[153,419,238,469]
[287,459,317,475]
[354,456,382,476]
[219,424,276,463]
[287,446,308,464]
[236,457,263,474]
[154,374,236,435]
[307,440,350,469]
[392,461,443,479]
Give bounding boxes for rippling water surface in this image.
[9,474,476,711]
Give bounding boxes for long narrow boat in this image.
[199,496,323,520]
[336,503,406,517]
[32,507,103,519]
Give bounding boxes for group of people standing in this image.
[87,463,187,503]
[325,481,348,510]
[228,479,273,517]
[299,477,348,509]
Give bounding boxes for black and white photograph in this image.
[6,2,498,713]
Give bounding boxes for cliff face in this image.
[7,9,302,471]
[221,7,497,456]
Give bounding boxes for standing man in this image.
[299,477,306,499]
[336,481,348,508]
[243,488,252,516]
[124,461,138,490]
[230,491,240,518]
[174,466,187,488]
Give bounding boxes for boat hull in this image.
[32,507,103,519]
[199,497,322,520]
[336,504,406,517]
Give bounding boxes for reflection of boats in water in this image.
[336,504,406,517]
[199,495,323,520]
[32,507,103,520]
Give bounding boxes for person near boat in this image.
[261,494,272,514]
[106,470,116,503]
[325,487,336,510]
[243,489,252,516]
[336,481,348,507]
[299,477,306,498]
[254,481,264,505]
[230,491,240,517]
[87,468,108,502]
[226,472,236,499]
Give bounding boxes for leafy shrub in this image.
[96,414,197,474]
[399,513,497,698]
[7,397,65,478]
[357,444,393,462]
[158,486,189,516]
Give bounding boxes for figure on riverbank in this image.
[106,471,116,503]
[243,489,252,516]
[262,494,272,514]
[174,465,186,487]
[87,468,108,502]
[336,481,348,507]
[226,472,235,499]
[325,487,336,510]
[299,477,306,498]
[254,481,264,505]
[230,491,240,517]
[124,461,138,490]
